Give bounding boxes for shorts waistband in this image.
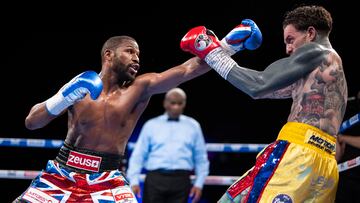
[55,142,123,173]
[277,122,336,157]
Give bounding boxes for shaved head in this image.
[165,88,187,100]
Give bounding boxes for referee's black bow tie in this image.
[168,117,179,121]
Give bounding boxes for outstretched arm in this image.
[226,43,325,98]
[139,57,211,98]
[225,43,328,98]
[179,25,328,99]
[257,84,296,99]
[137,20,259,98]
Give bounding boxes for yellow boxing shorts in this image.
[218,122,338,203]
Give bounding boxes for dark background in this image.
[1,1,359,202]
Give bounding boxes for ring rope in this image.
[1,112,359,183]
[1,154,359,185]
[2,112,358,150]
[0,138,266,153]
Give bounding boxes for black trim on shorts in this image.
[55,142,123,173]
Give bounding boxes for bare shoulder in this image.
[131,72,161,99]
[326,49,342,65]
[133,72,158,86]
[290,43,332,66]
[298,42,325,51]
[296,43,328,56]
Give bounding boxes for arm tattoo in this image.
[259,83,296,99]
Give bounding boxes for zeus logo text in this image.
[66,151,102,172]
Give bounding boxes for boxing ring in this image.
[1,113,359,186]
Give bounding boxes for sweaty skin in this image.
[225,25,347,136]
[25,39,210,155]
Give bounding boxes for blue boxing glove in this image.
[45,71,103,115]
[220,19,262,55]
[241,19,262,50]
[220,24,251,56]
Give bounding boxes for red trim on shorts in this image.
[227,141,278,200]
[256,142,289,201]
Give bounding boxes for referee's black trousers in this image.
[143,169,192,203]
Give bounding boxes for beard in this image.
[113,59,136,83]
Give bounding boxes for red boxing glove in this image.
[180,26,221,59]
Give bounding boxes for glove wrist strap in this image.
[220,38,237,56]
[45,93,71,116]
[205,47,236,79]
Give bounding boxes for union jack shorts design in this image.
[20,160,137,203]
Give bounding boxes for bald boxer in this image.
[181,5,347,203]
[14,27,253,203]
